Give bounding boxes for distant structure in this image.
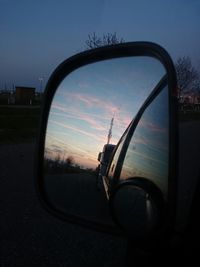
[38,77,44,93]
[97,117,116,188]
[179,92,200,111]
[107,117,114,144]
[0,85,43,105]
[15,86,35,105]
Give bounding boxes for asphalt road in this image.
[45,173,115,226]
[0,142,127,267]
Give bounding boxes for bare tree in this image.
[175,56,200,99]
[85,32,124,49]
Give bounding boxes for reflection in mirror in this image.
[120,82,169,200]
[43,56,166,226]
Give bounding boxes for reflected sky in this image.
[45,56,165,169]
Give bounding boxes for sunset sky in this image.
[44,56,165,169]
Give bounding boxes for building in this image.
[15,86,35,105]
[179,93,200,111]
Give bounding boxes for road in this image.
[45,173,115,226]
[0,121,200,266]
[0,142,127,267]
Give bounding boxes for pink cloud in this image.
[49,119,106,143]
[59,92,120,116]
[139,118,167,134]
[51,103,107,131]
[52,100,132,134]
[131,129,168,152]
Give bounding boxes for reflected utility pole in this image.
[107,117,114,145]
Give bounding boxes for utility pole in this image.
[38,77,44,94]
[38,77,44,102]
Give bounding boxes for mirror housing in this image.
[35,42,178,240]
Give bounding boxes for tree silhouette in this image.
[85,32,124,49]
[175,56,200,99]
[65,156,75,166]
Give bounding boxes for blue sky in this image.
[1,0,200,90]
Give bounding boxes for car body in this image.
[97,144,115,189]
[103,75,169,202]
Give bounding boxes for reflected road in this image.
[45,172,115,226]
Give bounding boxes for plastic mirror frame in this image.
[35,42,178,235]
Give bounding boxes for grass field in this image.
[0,106,41,143]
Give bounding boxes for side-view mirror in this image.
[35,42,178,242]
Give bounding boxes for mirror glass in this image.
[43,56,166,227]
[119,80,169,200]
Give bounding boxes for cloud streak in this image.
[140,118,167,134]
[58,91,121,116]
[51,99,132,135]
[49,119,106,143]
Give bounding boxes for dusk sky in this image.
[44,56,166,169]
[1,0,200,91]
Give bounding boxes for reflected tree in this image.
[65,156,75,166]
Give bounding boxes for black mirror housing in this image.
[35,42,178,240]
